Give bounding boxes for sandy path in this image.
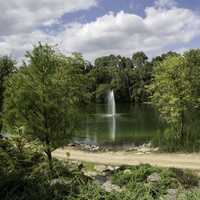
[53,147,200,170]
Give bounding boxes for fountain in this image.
[108,90,116,116]
[107,90,116,140]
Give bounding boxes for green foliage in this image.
[90,52,152,103]
[111,164,199,199]
[0,56,16,132]
[148,51,200,146]
[3,43,90,169]
[112,164,159,186]
[178,189,200,200]
[0,136,91,200]
[132,51,148,68]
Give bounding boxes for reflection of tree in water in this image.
[73,104,163,146]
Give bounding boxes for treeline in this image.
[85,51,179,103]
[0,49,179,107]
[0,44,200,152]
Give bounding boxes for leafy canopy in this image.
[3,43,89,158]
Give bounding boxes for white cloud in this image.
[0,0,97,36]
[58,6,200,60]
[0,31,56,59]
[1,0,200,62]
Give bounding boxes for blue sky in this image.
[62,0,200,23]
[1,0,200,62]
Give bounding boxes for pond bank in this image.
[53,147,200,171]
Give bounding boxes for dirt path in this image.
[53,147,200,170]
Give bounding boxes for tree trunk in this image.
[180,111,185,144]
[45,135,53,172]
[46,147,53,172]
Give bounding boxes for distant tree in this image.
[132,51,148,68]
[128,52,152,103]
[94,55,119,68]
[3,43,89,170]
[0,56,16,132]
[151,51,179,64]
[92,55,130,102]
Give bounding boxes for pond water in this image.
[73,104,165,147]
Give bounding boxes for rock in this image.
[147,172,161,183]
[152,147,159,152]
[167,189,178,196]
[114,166,120,170]
[146,142,152,148]
[95,165,107,173]
[83,170,98,178]
[95,175,107,184]
[137,146,151,153]
[162,189,178,200]
[126,144,136,152]
[106,166,115,171]
[123,169,132,175]
[50,178,70,186]
[102,166,115,176]
[101,180,122,193]
[80,144,100,152]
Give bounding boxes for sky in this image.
[0,0,200,62]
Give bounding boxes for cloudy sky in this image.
[1,0,200,62]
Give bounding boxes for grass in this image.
[111,164,199,199]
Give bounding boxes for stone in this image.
[114,166,120,170]
[95,175,107,184]
[95,165,107,173]
[101,180,122,193]
[167,189,178,200]
[147,172,161,182]
[50,178,70,186]
[152,147,159,152]
[106,166,115,171]
[81,144,100,152]
[83,170,98,178]
[165,189,178,200]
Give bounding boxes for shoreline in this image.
[53,146,200,171]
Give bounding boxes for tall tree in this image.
[3,43,89,170]
[129,52,152,103]
[132,51,148,68]
[0,56,15,132]
[148,54,193,141]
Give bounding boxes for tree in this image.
[128,52,152,103]
[151,51,179,65]
[91,55,134,102]
[132,51,148,68]
[148,54,193,141]
[184,49,200,109]
[0,56,15,132]
[3,43,89,170]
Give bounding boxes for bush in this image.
[111,164,199,200]
[178,189,200,200]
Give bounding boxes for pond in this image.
[73,103,165,147]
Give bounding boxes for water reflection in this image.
[75,104,163,146]
[108,116,116,141]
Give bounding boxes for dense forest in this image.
[0,43,200,199]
